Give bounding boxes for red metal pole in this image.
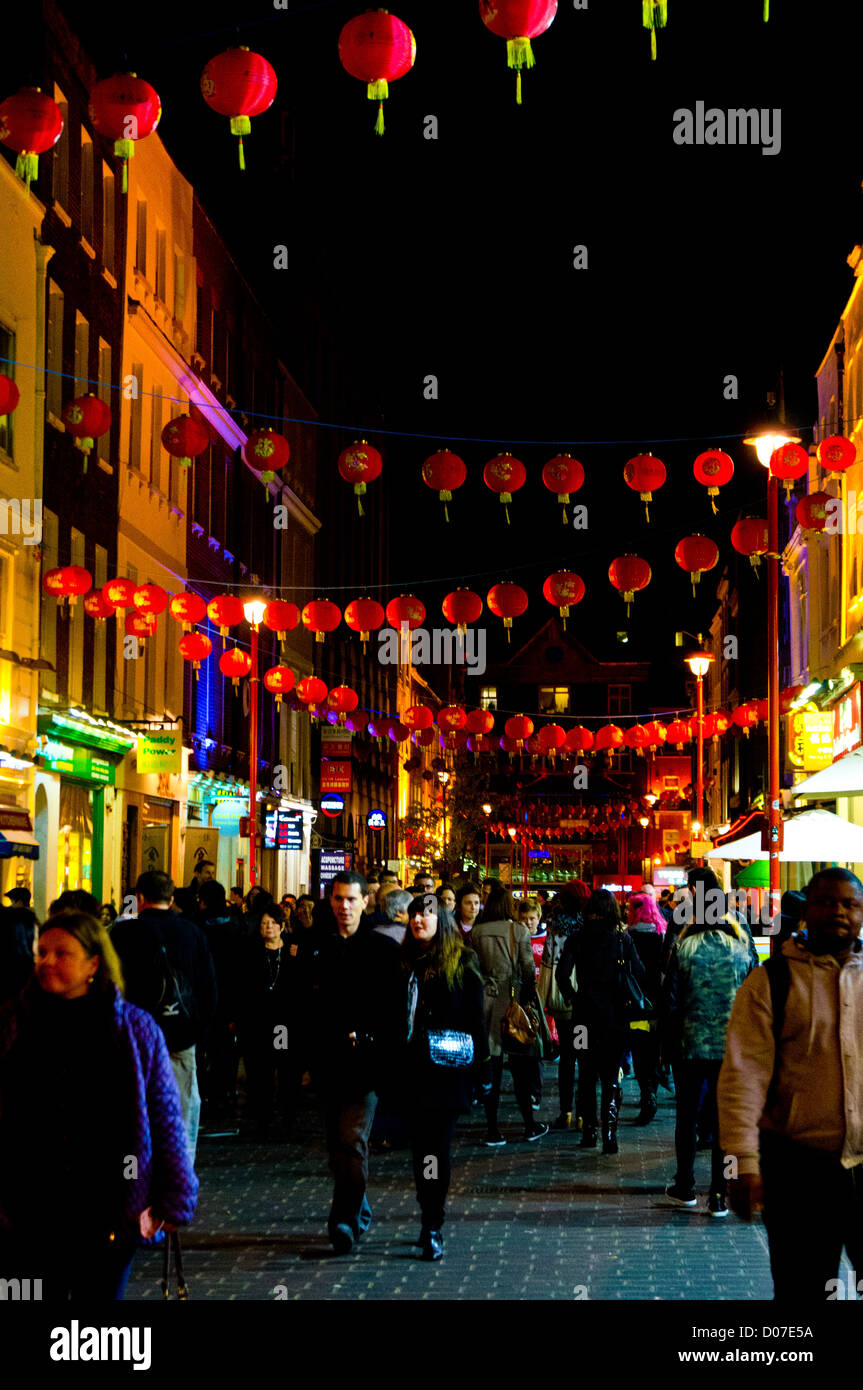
[696,672,704,866]
[249,623,259,887]
[485,827,489,879]
[767,472,781,923]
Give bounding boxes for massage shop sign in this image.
[136,730,183,776]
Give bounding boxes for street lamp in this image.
[685,644,715,864]
[481,802,492,879]
[438,769,450,864]
[743,413,801,923]
[243,597,267,887]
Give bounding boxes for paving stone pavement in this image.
[126,1066,794,1302]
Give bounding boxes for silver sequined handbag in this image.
[426,1030,475,1068]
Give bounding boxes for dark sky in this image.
[36,0,863,684]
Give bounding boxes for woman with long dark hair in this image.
[539,879,589,1130]
[398,897,489,1261]
[625,891,666,1125]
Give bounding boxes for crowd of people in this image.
[0,859,861,1302]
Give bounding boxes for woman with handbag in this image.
[557,890,647,1155]
[399,897,489,1261]
[471,884,548,1147]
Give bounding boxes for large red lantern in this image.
[542,570,584,628]
[207,594,244,636]
[0,376,20,416]
[795,492,830,534]
[161,415,210,469]
[487,581,528,641]
[296,676,328,707]
[179,631,212,677]
[263,600,300,641]
[201,47,277,170]
[338,10,416,135]
[412,726,436,747]
[643,720,668,752]
[642,0,667,60]
[731,517,769,573]
[327,685,359,724]
[674,535,719,595]
[693,450,734,514]
[712,709,733,742]
[347,710,371,734]
[538,723,566,756]
[103,577,137,609]
[244,428,291,494]
[62,395,112,471]
[624,452,666,521]
[595,725,624,755]
[732,702,759,739]
[769,442,809,496]
[438,706,467,733]
[345,597,385,646]
[608,555,651,615]
[817,435,856,480]
[442,589,483,633]
[302,599,341,643]
[505,714,534,742]
[466,708,495,735]
[133,583,168,616]
[390,722,412,744]
[83,591,115,622]
[386,594,426,630]
[170,592,207,631]
[0,88,63,188]
[124,610,157,644]
[219,647,253,689]
[623,724,651,757]
[338,439,382,516]
[422,450,466,521]
[54,566,92,607]
[403,704,434,731]
[88,73,161,194]
[542,454,584,524]
[665,719,691,750]
[565,725,594,753]
[479,0,558,104]
[263,666,295,707]
[483,453,526,524]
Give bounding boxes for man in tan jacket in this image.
[717,868,863,1300]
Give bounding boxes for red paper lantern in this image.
[389,721,412,743]
[201,47,277,170]
[442,589,483,633]
[422,450,466,521]
[487,581,528,641]
[731,517,769,572]
[170,592,207,631]
[732,702,759,738]
[665,719,691,750]
[0,87,63,188]
[302,599,341,643]
[338,10,416,135]
[466,708,495,735]
[693,449,734,513]
[133,583,168,616]
[124,610,157,643]
[62,394,112,471]
[325,685,359,725]
[755,699,769,724]
[179,631,212,677]
[795,492,830,534]
[368,717,392,740]
[499,735,523,757]
[103,577,137,609]
[345,597,385,646]
[438,705,467,732]
[542,570,584,628]
[643,720,667,751]
[219,646,253,689]
[542,454,584,523]
[505,714,534,741]
[538,723,566,754]
[565,725,594,753]
[595,724,624,754]
[525,732,542,756]
[623,452,666,521]
[296,676,328,706]
[347,710,370,734]
[712,709,733,741]
[483,453,526,524]
[161,415,210,469]
[338,439,382,515]
[623,724,651,756]
[244,428,291,494]
[403,704,434,730]
[412,726,436,747]
[207,594,244,636]
[0,376,20,415]
[88,73,161,194]
[674,534,719,594]
[83,591,115,622]
[52,566,92,607]
[817,434,856,480]
[468,733,496,754]
[479,0,558,104]
[769,442,809,495]
[263,600,300,640]
[263,666,295,707]
[386,594,426,630]
[608,555,651,614]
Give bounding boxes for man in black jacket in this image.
[295,871,403,1254]
[111,870,218,1162]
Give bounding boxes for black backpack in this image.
[151,928,197,1051]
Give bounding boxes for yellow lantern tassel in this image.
[506,37,535,69]
[374,101,385,135]
[764,0,769,17]
[443,501,450,522]
[644,500,650,522]
[15,152,39,190]
[650,28,657,59]
[710,495,718,514]
[515,70,522,104]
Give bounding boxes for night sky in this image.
[27,0,863,690]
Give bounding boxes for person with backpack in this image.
[196,879,247,1127]
[111,870,217,1163]
[718,868,863,1299]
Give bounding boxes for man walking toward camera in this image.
[718,868,863,1299]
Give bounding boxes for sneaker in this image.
[524,1122,549,1142]
[707,1192,728,1219]
[665,1184,697,1207]
[484,1131,507,1147]
[331,1223,355,1255]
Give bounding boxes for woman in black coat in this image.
[557,890,646,1155]
[237,907,296,1136]
[398,896,489,1261]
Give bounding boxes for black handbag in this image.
[616,947,653,1022]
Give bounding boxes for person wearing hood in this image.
[539,880,589,1130]
[718,868,863,1299]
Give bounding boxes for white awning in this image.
[0,829,40,860]
[792,748,863,797]
[709,807,863,862]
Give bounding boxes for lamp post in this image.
[438,769,450,865]
[482,802,492,879]
[243,597,267,886]
[685,644,715,865]
[743,418,801,924]
[638,814,650,868]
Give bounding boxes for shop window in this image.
[58,781,93,897]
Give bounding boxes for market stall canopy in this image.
[709,808,863,862]
[0,829,40,859]
[791,747,863,797]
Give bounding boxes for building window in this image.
[155,228,167,303]
[539,685,569,713]
[129,363,144,472]
[135,200,147,277]
[97,340,111,467]
[150,385,163,486]
[608,684,631,715]
[101,163,115,273]
[480,686,497,711]
[74,312,89,394]
[46,280,64,419]
[0,324,15,458]
[52,85,69,207]
[80,130,94,245]
[173,252,186,323]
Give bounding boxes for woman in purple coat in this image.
[0,910,199,1301]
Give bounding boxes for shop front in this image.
[115,726,187,901]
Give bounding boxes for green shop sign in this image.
[39,741,115,785]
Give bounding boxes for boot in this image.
[602,1083,621,1155]
[634,1092,657,1126]
[551,1112,572,1131]
[420,1228,444,1261]
[580,1123,598,1148]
